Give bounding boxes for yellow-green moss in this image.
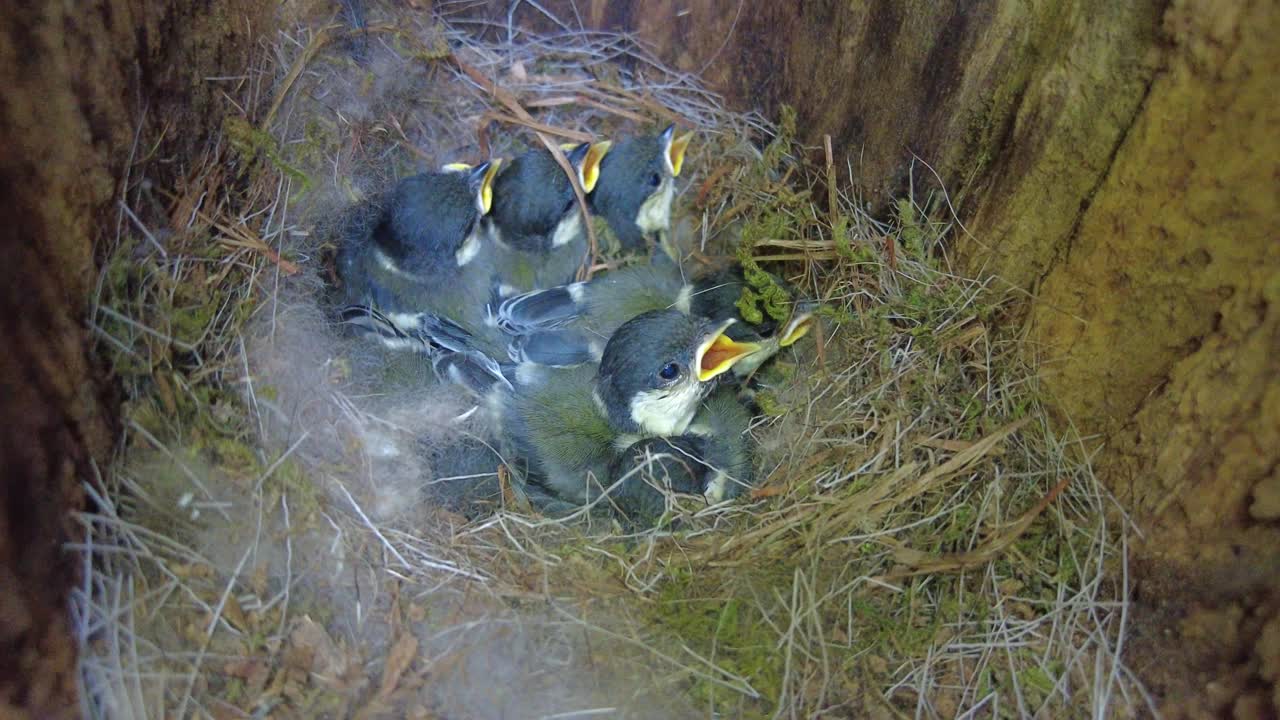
[225,115,313,194]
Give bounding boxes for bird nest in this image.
[75,2,1145,718]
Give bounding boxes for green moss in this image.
[761,104,797,173]
[262,458,325,523]
[648,573,782,713]
[895,199,926,259]
[210,437,260,474]
[752,390,788,417]
[412,23,452,61]
[224,116,313,194]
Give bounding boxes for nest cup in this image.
[74,3,1143,718]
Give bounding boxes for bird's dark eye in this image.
[658,362,680,381]
[648,172,662,188]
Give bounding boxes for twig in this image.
[453,53,601,276]
[881,475,1072,577]
[478,110,593,142]
[262,23,338,130]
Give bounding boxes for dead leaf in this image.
[378,633,419,699]
[288,616,349,681]
[749,484,787,499]
[223,594,249,631]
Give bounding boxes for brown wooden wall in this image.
[0,2,265,715]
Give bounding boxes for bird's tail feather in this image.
[338,304,512,394]
[508,329,599,367]
[496,282,587,334]
[338,304,428,352]
[432,350,514,395]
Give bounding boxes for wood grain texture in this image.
[0,1,265,715]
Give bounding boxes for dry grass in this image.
[73,2,1149,718]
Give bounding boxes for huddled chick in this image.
[485,140,611,292]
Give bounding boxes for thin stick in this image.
[262,23,338,130]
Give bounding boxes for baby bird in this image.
[486,141,611,291]
[496,255,816,378]
[502,309,760,507]
[606,386,756,526]
[590,123,693,253]
[336,161,520,392]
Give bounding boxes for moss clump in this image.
[224,115,312,194]
[734,261,793,325]
[647,572,783,714]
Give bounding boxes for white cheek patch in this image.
[455,231,481,267]
[629,380,701,436]
[635,178,675,235]
[551,211,583,248]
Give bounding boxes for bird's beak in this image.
[478,158,502,215]
[579,140,611,193]
[778,305,818,348]
[696,319,761,382]
[667,131,694,178]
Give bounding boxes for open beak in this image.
[668,131,693,177]
[778,306,817,348]
[695,319,761,382]
[580,140,611,193]
[479,158,502,215]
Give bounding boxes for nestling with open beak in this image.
[496,254,817,380]
[485,140,612,291]
[502,308,760,506]
[589,123,693,254]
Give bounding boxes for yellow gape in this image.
[667,131,694,177]
[778,309,816,348]
[479,158,502,215]
[579,140,612,193]
[695,320,761,382]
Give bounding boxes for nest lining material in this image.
[74,3,1147,718]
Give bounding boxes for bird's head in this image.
[595,309,758,436]
[590,124,693,251]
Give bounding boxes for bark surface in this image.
[0,2,264,715]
